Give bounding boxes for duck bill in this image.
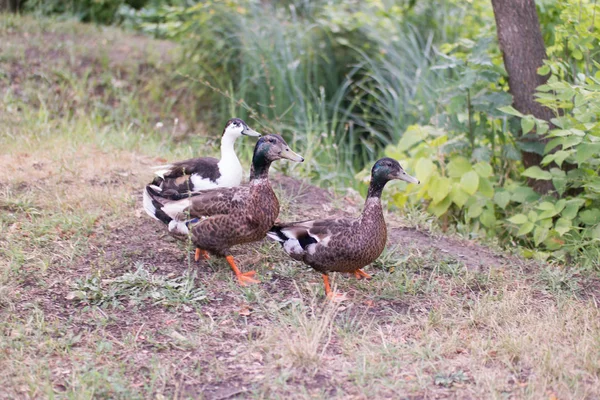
[395,171,420,184]
[242,127,262,137]
[280,147,304,162]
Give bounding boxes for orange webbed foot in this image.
[326,291,349,302]
[195,248,210,262]
[226,255,260,286]
[353,269,372,280]
[236,271,261,286]
[322,274,348,302]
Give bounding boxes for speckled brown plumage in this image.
[268,157,419,298]
[186,179,280,257]
[272,201,387,274]
[144,134,304,285]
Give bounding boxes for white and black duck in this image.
[151,118,261,196]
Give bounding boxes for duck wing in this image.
[151,157,221,193]
[144,184,249,220]
[153,157,220,180]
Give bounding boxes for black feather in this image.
[146,185,172,225]
[297,231,318,249]
[268,225,288,242]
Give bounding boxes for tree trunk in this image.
[0,0,20,12]
[491,0,555,194]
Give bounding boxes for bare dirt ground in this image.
[2,16,600,399]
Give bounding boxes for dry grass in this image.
[1,14,600,400]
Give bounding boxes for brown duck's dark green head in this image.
[368,157,419,197]
[250,134,304,179]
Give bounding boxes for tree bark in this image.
[491,0,555,194]
[0,0,20,12]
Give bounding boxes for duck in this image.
[267,158,419,300]
[143,134,304,286]
[151,118,261,196]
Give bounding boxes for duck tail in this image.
[267,224,314,258]
[151,164,174,180]
[142,185,172,225]
[267,225,290,244]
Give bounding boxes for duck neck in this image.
[220,133,239,162]
[361,178,386,222]
[249,157,271,183]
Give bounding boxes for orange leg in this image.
[195,248,210,262]
[322,274,347,302]
[353,269,372,280]
[225,255,260,286]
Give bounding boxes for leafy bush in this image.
[22,0,187,25]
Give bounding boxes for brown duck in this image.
[143,134,304,285]
[267,158,419,299]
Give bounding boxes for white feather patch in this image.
[151,164,174,179]
[142,187,159,221]
[307,243,318,255]
[266,231,284,242]
[162,198,192,220]
[168,220,189,235]
[190,174,220,190]
[283,238,304,256]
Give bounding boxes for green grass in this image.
[1,15,600,399]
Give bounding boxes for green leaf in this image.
[590,224,600,240]
[574,143,600,165]
[428,176,451,205]
[480,209,496,228]
[460,171,479,195]
[428,196,452,217]
[517,222,535,235]
[508,214,528,224]
[553,177,568,196]
[449,186,470,208]
[510,186,540,203]
[447,157,472,178]
[580,209,600,226]
[537,120,549,135]
[415,158,436,183]
[584,179,600,193]
[536,202,555,211]
[498,105,524,117]
[528,210,539,222]
[543,150,571,167]
[521,117,535,134]
[550,136,583,151]
[554,199,566,213]
[467,202,484,219]
[562,199,585,219]
[473,162,493,178]
[522,166,552,180]
[494,191,511,209]
[396,125,430,152]
[533,226,549,246]
[478,178,494,198]
[554,218,572,236]
[538,64,550,75]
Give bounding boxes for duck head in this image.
[223,118,262,138]
[368,157,419,198]
[250,134,304,179]
[253,134,304,163]
[371,157,419,185]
